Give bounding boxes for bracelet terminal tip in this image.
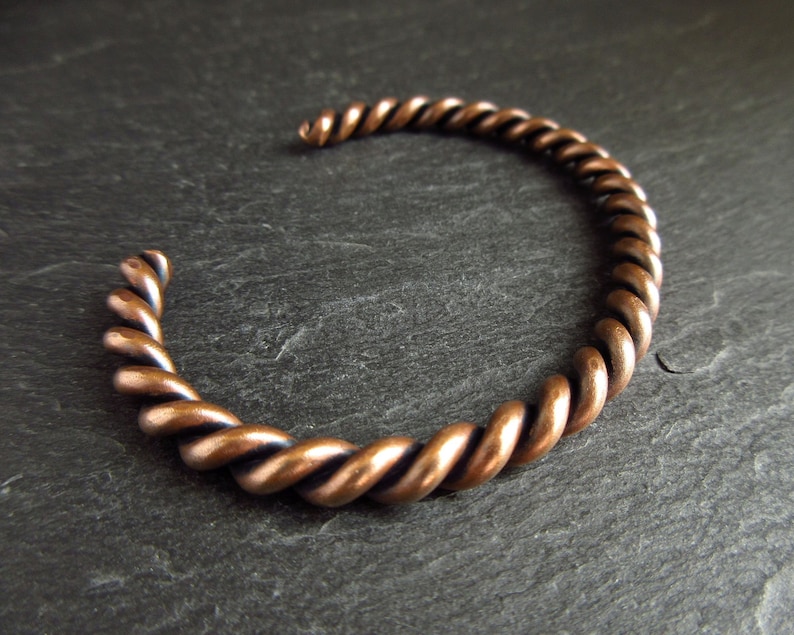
[298,109,337,147]
[297,120,313,144]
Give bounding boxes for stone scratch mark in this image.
[275,327,308,361]
[316,516,341,535]
[0,40,118,77]
[1,474,23,495]
[7,261,115,283]
[84,573,126,595]
[312,240,375,252]
[0,474,23,488]
[381,355,534,420]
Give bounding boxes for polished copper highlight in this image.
[104,96,662,507]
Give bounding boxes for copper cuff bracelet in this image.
[103,96,661,507]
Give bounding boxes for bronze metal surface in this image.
[103,97,662,507]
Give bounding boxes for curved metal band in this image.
[104,96,662,507]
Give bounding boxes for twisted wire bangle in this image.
[103,96,662,507]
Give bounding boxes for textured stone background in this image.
[1,1,792,633]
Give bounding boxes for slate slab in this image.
[1,1,792,633]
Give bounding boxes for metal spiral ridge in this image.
[104,96,662,507]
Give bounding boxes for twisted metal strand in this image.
[105,97,662,507]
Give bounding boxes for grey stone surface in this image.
[1,1,793,633]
